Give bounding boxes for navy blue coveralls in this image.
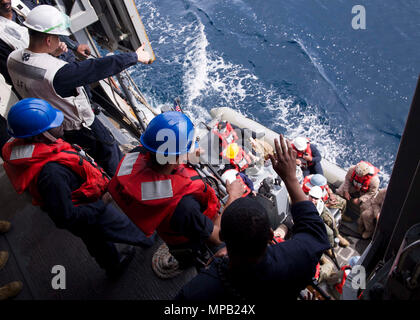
[36,161,153,273]
[302,143,324,177]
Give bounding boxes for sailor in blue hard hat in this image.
[2,98,153,278]
[140,111,196,163]
[109,111,245,271]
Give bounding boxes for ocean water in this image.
[131,0,420,186]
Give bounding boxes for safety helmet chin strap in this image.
[40,130,58,143]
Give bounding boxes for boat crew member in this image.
[336,161,380,222]
[212,120,262,167]
[358,188,387,239]
[302,173,347,216]
[176,135,330,300]
[6,5,152,176]
[291,136,323,177]
[109,111,245,269]
[2,99,153,277]
[308,186,349,248]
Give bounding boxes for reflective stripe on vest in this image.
[3,138,109,206]
[109,151,221,245]
[10,144,35,160]
[141,180,173,201]
[117,152,140,177]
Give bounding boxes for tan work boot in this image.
[0,221,11,234]
[0,281,23,300]
[0,251,9,270]
[337,235,350,247]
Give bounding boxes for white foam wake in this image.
[135,0,390,185]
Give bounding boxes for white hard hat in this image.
[309,186,323,199]
[24,5,71,36]
[293,137,308,151]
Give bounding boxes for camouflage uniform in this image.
[325,193,347,214]
[358,188,387,238]
[320,207,339,248]
[336,165,380,204]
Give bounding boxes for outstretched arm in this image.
[53,44,152,98]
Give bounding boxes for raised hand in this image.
[269,134,307,204]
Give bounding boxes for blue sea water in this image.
[132,0,420,185]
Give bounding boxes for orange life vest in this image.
[292,140,313,168]
[108,149,221,246]
[302,175,329,202]
[221,146,252,172]
[213,121,239,148]
[350,161,380,192]
[2,138,109,206]
[334,265,352,294]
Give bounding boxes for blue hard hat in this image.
[7,98,64,138]
[140,111,194,155]
[310,174,327,186]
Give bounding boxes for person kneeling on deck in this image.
[6,5,152,176]
[291,136,323,177]
[336,161,380,222]
[2,99,153,277]
[109,111,245,269]
[175,135,330,301]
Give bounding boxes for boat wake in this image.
[135,0,391,185]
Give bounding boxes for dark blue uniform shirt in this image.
[175,200,330,301]
[309,144,322,164]
[53,52,138,98]
[37,162,107,229]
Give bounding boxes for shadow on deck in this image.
[0,163,196,300]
